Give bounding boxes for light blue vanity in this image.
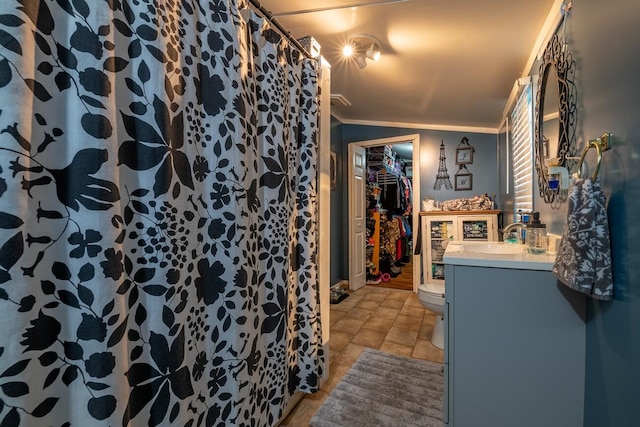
[443,242,585,427]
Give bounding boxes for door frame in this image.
[348,134,421,293]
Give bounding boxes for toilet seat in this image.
[418,283,445,305]
[420,282,444,296]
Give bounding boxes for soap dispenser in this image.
[525,212,547,254]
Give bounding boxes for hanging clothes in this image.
[401,175,413,215]
[392,215,412,262]
[380,216,401,257]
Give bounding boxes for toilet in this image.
[418,282,445,349]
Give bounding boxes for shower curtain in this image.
[0,0,324,426]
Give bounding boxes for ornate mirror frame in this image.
[534,33,577,204]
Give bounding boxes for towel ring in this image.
[576,133,612,180]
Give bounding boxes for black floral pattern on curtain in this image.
[0,0,324,426]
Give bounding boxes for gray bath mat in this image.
[310,348,444,427]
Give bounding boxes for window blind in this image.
[509,82,534,214]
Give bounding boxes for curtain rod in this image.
[247,0,314,59]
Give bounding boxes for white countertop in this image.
[443,241,556,271]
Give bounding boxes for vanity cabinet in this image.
[420,210,499,284]
[443,262,586,427]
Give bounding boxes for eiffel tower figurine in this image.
[434,140,453,190]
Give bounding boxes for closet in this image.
[365,145,413,290]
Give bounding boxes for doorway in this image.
[348,134,421,293]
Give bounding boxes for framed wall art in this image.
[455,165,473,191]
[455,136,474,165]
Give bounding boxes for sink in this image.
[462,242,524,255]
[443,241,553,269]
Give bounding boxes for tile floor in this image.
[280,285,444,426]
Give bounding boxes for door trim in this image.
[348,134,421,293]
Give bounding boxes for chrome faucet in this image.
[501,222,526,244]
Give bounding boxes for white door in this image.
[348,145,367,291]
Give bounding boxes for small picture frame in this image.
[330,151,337,190]
[455,147,473,164]
[455,172,473,191]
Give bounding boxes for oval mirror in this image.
[534,33,576,204]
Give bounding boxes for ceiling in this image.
[254,0,558,132]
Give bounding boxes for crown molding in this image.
[333,116,498,135]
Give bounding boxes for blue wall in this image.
[571,1,640,425]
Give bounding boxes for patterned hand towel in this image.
[552,178,613,300]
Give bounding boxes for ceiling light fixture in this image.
[354,53,368,69]
[366,43,381,62]
[343,34,382,69]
